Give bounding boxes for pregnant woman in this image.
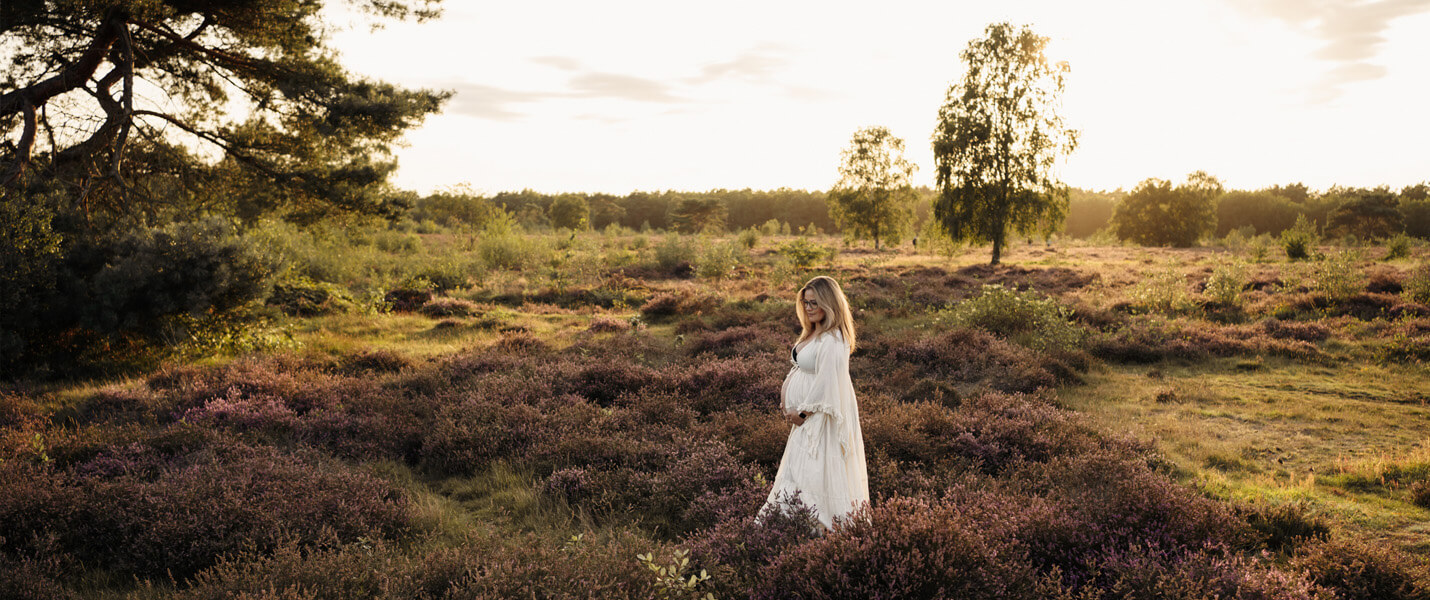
[760,275,869,531]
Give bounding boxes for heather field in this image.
[5,230,1430,599]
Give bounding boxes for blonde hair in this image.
[796,275,856,353]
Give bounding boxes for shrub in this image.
[1312,250,1362,301]
[654,234,696,271]
[1281,214,1319,261]
[1204,259,1249,307]
[1406,264,1430,304]
[738,227,760,250]
[1236,500,1331,553]
[266,277,354,316]
[1128,269,1193,314]
[943,284,1085,352]
[1387,233,1414,260]
[640,289,723,320]
[383,288,431,312]
[693,240,741,280]
[0,443,410,580]
[776,237,829,269]
[1293,538,1430,600]
[1411,481,1430,508]
[419,297,481,318]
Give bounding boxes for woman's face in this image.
[802,289,824,325]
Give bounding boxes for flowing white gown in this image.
[760,329,870,530]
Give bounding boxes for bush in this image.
[1236,500,1331,553]
[654,234,696,271]
[1406,264,1430,304]
[943,284,1085,352]
[738,227,760,250]
[776,237,829,269]
[1293,538,1430,600]
[1129,269,1193,314]
[1281,214,1319,261]
[693,240,741,280]
[1204,259,1248,307]
[266,277,353,316]
[0,443,410,580]
[419,297,481,318]
[640,289,723,320]
[1312,250,1362,301]
[1387,233,1414,260]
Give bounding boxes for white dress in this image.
[760,329,870,530]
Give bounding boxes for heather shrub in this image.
[172,539,477,600]
[683,324,786,359]
[419,297,481,318]
[886,327,1065,393]
[640,289,723,320]
[943,284,1086,352]
[1236,500,1331,553]
[1293,538,1430,600]
[1082,546,1330,600]
[383,287,431,312]
[0,444,410,580]
[663,357,783,414]
[420,396,546,476]
[685,496,822,597]
[754,495,1044,600]
[1411,480,1430,508]
[570,360,659,407]
[0,552,77,600]
[1257,317,1331,342]
[333,349,413,376]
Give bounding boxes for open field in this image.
[4,231,1430,599]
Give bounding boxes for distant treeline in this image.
[412,183,1430,240]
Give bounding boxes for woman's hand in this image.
[783,410,807,427]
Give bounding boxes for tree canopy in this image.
[1111,171,1223,247]
[827,126,917,249]
[1,0,448,223]
[932,22,1078,265]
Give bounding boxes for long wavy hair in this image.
[796,275,856,353]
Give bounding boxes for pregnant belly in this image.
[782,370,814,412]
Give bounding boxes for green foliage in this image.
[1129,269,1193,314]
[932,22,1078,265]
[549,195,591,231]
[737,227,760,250]
[760,219,783,236]
[636,549,716,600]
[943,284,1085,352]
[1111,172,1223,247]
[694,240,741,280]
[1216,190,1300,237]
[655,234,697,271]
[1403,264,1430,304]
[1062,189,1121,238]
[412,189,504,231]
[1280,214,1320,261]
[1386,233,1413,260]
[1326,187,1403,241]
[828,126,918,249]
[1402,199,1430,240]
[1311,250,1362,301]
[673,199,728,234]
[2,0,447,223]
[776,238,831,269]
[1205,259,1249,307]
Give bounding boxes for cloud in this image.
[444,83,552,121]
[688,44,791,85]
[1236,0,1430,102]
[568,72,684,103]
[530,56,583,71]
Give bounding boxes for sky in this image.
[330,0,1430,196]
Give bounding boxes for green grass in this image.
[1062,355,1430,550]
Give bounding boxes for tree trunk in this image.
[990,234,1003,265]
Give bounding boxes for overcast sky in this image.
[330,0,1430,195]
